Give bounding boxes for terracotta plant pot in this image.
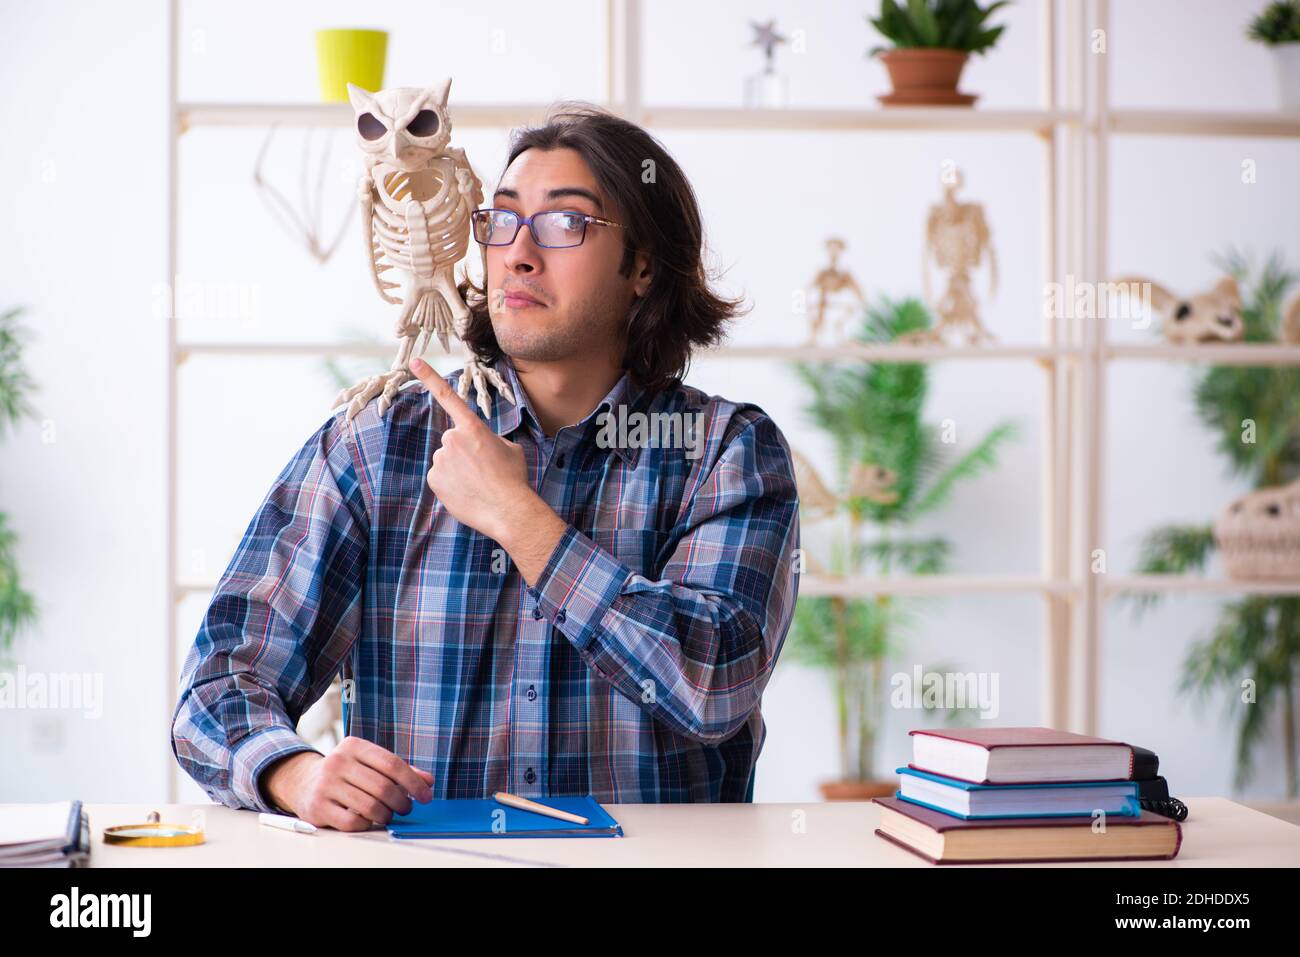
[877,48,977,107]
[819,779,898,801]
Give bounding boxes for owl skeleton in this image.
[335,78,515,421]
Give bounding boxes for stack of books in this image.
[0,800,90,867]
[873,728,1183,864]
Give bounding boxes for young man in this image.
[171,104,801,831]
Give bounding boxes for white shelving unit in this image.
[163,0,1300,800]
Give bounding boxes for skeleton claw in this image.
[334,369,414,421]
[457,357,515,419]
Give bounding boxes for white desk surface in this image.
[78,797,1300,867]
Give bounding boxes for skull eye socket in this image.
[406,109,440,137]
[357,112,387,141]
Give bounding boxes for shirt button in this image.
[555,609,567,624]
[524,768,537,784]
[532,606,543,620]
[555,453,566,468]
[526,684,537,702]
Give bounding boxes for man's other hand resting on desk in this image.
[263,737,434,832]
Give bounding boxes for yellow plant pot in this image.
[315,28,388,102]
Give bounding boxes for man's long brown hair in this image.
[456,102,747,395]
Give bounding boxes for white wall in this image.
[1,0,1296,805]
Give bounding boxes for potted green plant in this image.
[0,306,38,667]
[866,0,1011,107]
[1248,1,1300,111]
[1129,250,1300,799]
[787,297,1018,799]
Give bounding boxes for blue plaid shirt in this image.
[171,354,800,808]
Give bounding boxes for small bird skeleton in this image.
[335,78,515,420]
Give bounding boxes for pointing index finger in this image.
[409,358,480,431]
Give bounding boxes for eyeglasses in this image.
[471,208,625,248]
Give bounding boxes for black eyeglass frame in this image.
[471,208,626,248]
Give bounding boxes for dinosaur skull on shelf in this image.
[1115,274,1244,344]
[1214,477,1300,581]
[334,78,515,421]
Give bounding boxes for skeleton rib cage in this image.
[367,156,476,295]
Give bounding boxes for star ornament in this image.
[749,19,788,67]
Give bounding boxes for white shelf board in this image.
[177,574,1076,599]
[1105,575,1300,596]
[178,101,1080,134]
[178,339,1300,366]
[798,575,1075,597]
[1108,109,1300,138]
[640,106,1081,133]
[173,339,1080,362]
[179,101,555,130]
[180,104,1300,139]
[179,570,1300,602]
[1106,343,1300,366]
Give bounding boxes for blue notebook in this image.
[895,766,1141,820]
[387,795,623,839]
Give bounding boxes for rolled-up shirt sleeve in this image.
[170,411,371,811]
[531,412,801,745]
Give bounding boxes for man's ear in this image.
[632,251,652,298]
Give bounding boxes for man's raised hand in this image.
[407,357,534,544]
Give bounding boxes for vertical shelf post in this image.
[1039,0,1070,730]
[165,0,181,803]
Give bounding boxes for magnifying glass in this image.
[102,810,206,847]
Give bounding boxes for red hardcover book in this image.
[909,726,1136,785]
[873,796,1182,864]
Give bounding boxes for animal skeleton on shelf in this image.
[805,237,866,345]
[1110,274,1243,344]
[897,168,998,346]
[791,449,900,575]
[335,78,515,420]
[1215,477,1300,581]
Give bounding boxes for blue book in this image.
[895,766,1141,820]
[387,794,623,839]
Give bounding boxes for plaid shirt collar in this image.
[484,353,656,468]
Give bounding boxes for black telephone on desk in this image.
[1132,745,1189,821]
